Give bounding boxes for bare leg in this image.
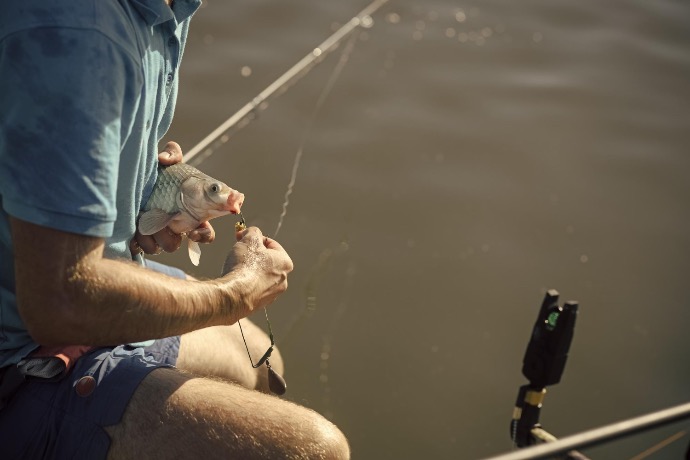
[105,368,349,459]
[176,319,283,393]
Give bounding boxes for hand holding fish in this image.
[221,226,294,320]
[130,142,219,257]
[132,141,245,265]
[156,142,217,249]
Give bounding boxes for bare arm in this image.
[11,217,292,346]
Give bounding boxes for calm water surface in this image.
[159,1,690,458]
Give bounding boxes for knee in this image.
[301,413,350,460]
[319,421,350,460]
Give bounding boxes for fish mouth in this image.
[223,190,245,214]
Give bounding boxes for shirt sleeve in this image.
[0,27,141,237]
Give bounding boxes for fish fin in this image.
[188,239,201,266]
[138,209,179,235]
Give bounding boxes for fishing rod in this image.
[183,0,390,166]
[485,402,690,460]
[185,0,390,396]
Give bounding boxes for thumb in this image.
[158,141,183,165]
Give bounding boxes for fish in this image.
[138,163,245,266]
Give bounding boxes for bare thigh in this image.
[104,368,349,460]
[177,319,283,393]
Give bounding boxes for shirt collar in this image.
[130,0,202,27]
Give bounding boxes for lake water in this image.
[159,0,690,458]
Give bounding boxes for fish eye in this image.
[210,183,220,193]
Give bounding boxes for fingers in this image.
[235,228,247,242]
[263,236,285,251]
[158,141,183,165]
[232,227,291,263]
[247,227,293,272]
[153,227,182,253]
[130,228,182,256]
[221,225,294,318]
[134,232,160,255]
[237,227,287,256]
[237,226,263,243]
[188,221,215,244]
[129,237,143,257]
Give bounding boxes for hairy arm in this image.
[11,217,291,346]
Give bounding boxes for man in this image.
[0,0,350,458]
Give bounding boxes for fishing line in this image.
[181,0,390,400]
[273,30,360,238]
[183,0,389,166]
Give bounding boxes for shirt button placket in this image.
[165,34,177,89]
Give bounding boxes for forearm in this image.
[54,257,239,346]
[11,218,289,347]
[12,217,244,346]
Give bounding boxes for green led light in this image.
[546,311,560,330]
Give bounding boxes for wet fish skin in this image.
[138,163,244,265]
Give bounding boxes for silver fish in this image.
[138,163,244,265]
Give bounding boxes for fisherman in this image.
[0,1,349,458]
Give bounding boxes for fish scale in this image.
[144,163,211,213]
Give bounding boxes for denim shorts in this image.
[0,259,186,460]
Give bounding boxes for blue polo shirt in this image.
[0,0,201,367]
